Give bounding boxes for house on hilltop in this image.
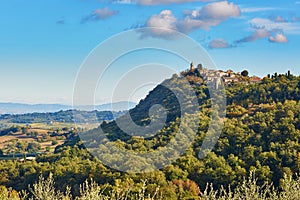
[184,62,262,87]
[250,76,262,83]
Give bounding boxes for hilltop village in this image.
[181,62,262,88]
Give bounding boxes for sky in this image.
[0,0,299,104]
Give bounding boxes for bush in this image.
[0,171,298,199]
[0,185,21,200]
[28,173,71,200]
[201,171,300,200]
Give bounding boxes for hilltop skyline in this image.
[0,0,299,104]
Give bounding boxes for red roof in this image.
[250,76,262,82]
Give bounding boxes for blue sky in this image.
[0,0,299,104]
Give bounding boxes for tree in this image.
[241,70,249,77]
[52,140,58,145]
[16,141,27,152]
[27,142,41,153]
[197,64,203,71]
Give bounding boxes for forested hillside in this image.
[0,110,126,124]
[0,70,299,199]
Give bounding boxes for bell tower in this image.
[190,62,195,72]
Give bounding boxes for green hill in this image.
[80,68,300,186]
[0,68,299,199]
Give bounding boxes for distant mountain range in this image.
[0,101,137,114]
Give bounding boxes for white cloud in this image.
[82,7,117,23]
[269,33,288,43]
[180,1,240,32]
[273,16,287,23]
[141,1,241,38]
[209,39,229,48]
[241,7,276,13]
[232,16,297,45]
[194,1,241,20]
[176,18,212,32]
[235,29,270,43]
[143,10,178,37]
[137,0,194,5]
[146,10,177,29]
[292,16,300,22]
[114,0,134,4]
[235,28,289,45]
[250,18,300,34]
[113,0,219,6]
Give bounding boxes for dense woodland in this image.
[0,70,299,199]
[0,110,125,124]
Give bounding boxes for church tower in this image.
[190,62,195,72]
